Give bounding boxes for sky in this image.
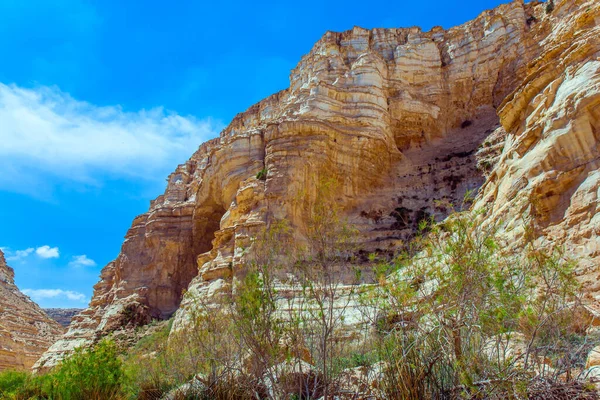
[0,0,532,308]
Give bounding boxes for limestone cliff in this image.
[0,250,64,371]
[43,309,84,328]
[473,0,600,305]
[36,0,600,369]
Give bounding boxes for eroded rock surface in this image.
[0,250,64,371]
[37,0,600,369]
[473,0,600,304]
[43,309,84,328]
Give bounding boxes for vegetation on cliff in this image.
[0,340,124,400]
[3,183,600,399]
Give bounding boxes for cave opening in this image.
[150,201,227,321]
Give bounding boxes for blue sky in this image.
[0,0,528,308]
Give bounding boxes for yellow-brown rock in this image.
[473,0,600,297]
[0,250,64,371]
[37,0,600,369]
[587,346,600,369]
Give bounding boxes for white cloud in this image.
[3,247,35,262]
[2,245,61,260]
[0,83,221,196]
[69,254,96,267]
[35,245,60,259]
[22,288,88,303]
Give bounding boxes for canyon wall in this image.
[0,250,64,371]
[36,0,600,369]
[43,309,84,328]
[473,0,600,308]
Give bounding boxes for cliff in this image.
[36,0,600,369]
[473,0,600,306]
[0,250,64,371]
[43,309,84,328]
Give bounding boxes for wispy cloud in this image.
[2,245,60,261]
[35,245,60,259]
[22,288,88,303]
[69,254,96,267]
[0,83,221,197]
[4,247,34,261]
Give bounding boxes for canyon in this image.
[32,0,600,371]
[43,309,84,328]
[0,250,64,371]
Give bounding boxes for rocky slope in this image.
[43,309,84,328]
[0,250,64,371]
[36,0,600,369]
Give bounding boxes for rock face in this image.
[37,0,600,369]
[0,250,64,371]
[43,309,84,328]
[473,0,600,304]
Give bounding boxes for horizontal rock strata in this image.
[37,0,600,369]
[0,250,64,371]
[43,309,84,328]
[474,0,600,307]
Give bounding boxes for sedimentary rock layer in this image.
[43,309,84,328]
[0,250,64,371]
[473,0,600,304]
[37,0,600,369]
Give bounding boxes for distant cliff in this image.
[43,309,83,328]
[0,250,64,371]
[37,0,600,371]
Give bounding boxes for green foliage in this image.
[0,370,28,398]
[122,319,188,398]
[0,339,125,400]
[48,339,125,400]
[0,372,54,400]
[360,210,588,398]
[546,0,555,14]
[2,195,596,399]
[256,167,267,181]
[333,350,378,372]
[479,159,492,171]
[130,318,173,354]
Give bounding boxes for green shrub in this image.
[4,196,594,399]
[0,370,28,398]
[256,167,267,181]
[0,340,125,400]
[360,210,589,399]
[46,339,125,400]
[123,311,242,399]
[333,350,378,372]
[123,322,176,399]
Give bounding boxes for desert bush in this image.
[0,370,28,399]
[0,372,54,400]
[359,208,592,399]
[46,339,125,400]
[119,199,599,399]
[0,339,126,400]
[287,175,365,397]
[123,320,176,398]
[7,181,592,399]
[171,175,369,399]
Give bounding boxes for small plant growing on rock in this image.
[256,167,268,181]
